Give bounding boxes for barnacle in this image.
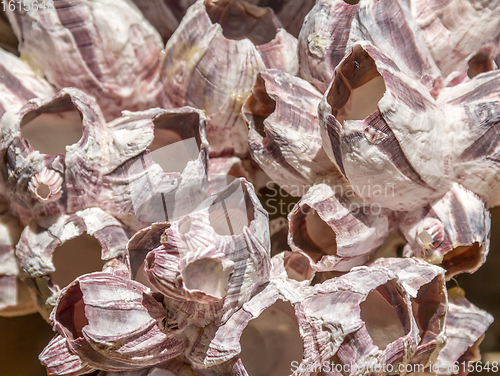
[0,0,498,375]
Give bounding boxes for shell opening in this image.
[205,0,278,45]
[441,242,484,278]
[51,234,105,288]
[181,258,230,299]
[411,276,446,346]
[290,205,337,263]
[209,180,254,236]
[327,45,386,124]
[178,217,192,234]
[418,230,434,247]
[242,74,276,139]
[467,52,495,78]
[359,281,410,350]
[36,183,51,200]
[55,282,88,340]
[283,251,315,282]
[149,112,202,173]
[343,0,360,4]
[20,95,83,155]
[240,300,303,376]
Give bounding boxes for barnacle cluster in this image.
[0,0,499,375]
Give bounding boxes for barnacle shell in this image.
[6,0,164,121]
[439,70,500,207]
[243,69,338,196]
[371,258,448,367]
[411,0,500,77]
[41,272,189,374]
[161,0,299,155]
[298,259,446,374]
[187,253,310,374]
[415,288,494,375]
[16,207,130,319]
[139,178,271,324]
[0,88,108,224]
[97,357,199,376]
[319,41,452,211]
[0,48,55,119]
[298,0,441,93]
[288,179,391,272]
[100,106,209,229]
[0,204,37,317]
[398,183,490,279]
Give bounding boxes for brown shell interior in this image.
[327,45,386,124]
[205,0,278,45]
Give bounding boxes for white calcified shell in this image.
[187,253,311,375]
[298,258,446,375]
[6,0,164,121]
[97,357,199,376]
[135,178,271,325]
[398,183,490,279]
[40,272,189,374]
[288,178,391,272]
[243,69,338,196]
[100,106,209,230]
[319,41,452,211]
[0,48,55,119]
[438,70,500,207]
[0,88,108,225]
[161,0,299,155]
[0,203,37,317]
[298,0,441,93]
[411,0,500,78]
[16,207,130,319]
[28,167,64,203]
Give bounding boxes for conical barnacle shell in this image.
[140,178,271,324]
[318,41,452,211]
[422,289,494,375]
[243,69,338,196]
[0,48,55,119]
[297,260,425,374]
[298,0,441,94]
[438,70,500,207]
[5,0,164,121]
[187,253,311,374]
[298,0,359,93]
[0,88,108,225]
[160,0,298,155]
[398,183,490,279]
[347,0,442,91]
[370,258,448,368]
[42,272,189,374]
[0,204,37,317]
[131,0,197,43]
[410,0,500,78]
[15,207,130,319]
[99,106,209,229]
[288,179,391,272]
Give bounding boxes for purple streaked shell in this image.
[160,0,299,155]
[5,0,164,121]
